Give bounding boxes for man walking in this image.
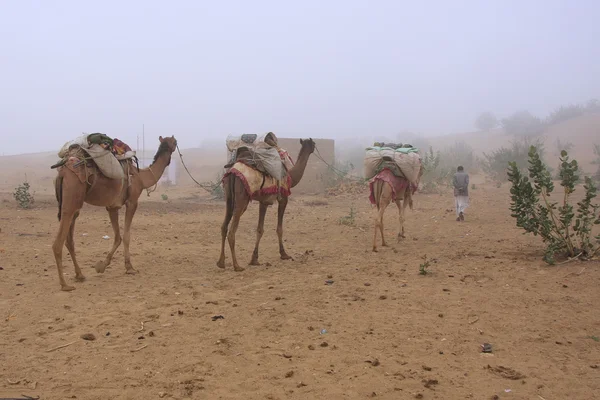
[453,166,469,221]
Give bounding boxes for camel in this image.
[217,138,316,271]
[52,135,177,291]
[370,165,423,252]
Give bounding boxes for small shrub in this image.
[420,147,453,193]
[161,194,168,201]
[13,182,35,209]
[319,159,357,189]
[508,147,600,264]
[419,256,431,275]
[482,137,546,183]
[593,144,600,183]
[546,104,585,125]
[339,207,356,226]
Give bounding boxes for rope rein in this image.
[176,145,222,194]
[312,146,366,184]
[174,143,365,195]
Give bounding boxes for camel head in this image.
[159,135,178,153]
[299,138,316,154]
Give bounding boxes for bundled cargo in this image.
[225,132,293,180]
[364,143,421,184]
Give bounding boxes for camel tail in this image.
[55,176,63,221]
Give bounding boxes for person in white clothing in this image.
[452,166,469,221]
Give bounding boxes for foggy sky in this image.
[1,0,599,156]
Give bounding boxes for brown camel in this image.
[217,138,316,271]
[52,136,177,291]
[371,167,423,252]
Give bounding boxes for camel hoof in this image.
[75,274,86,282]
[280,254,293,261]
[249,260,260,266]
[216,261,226,269]
[234,266,245,272]
[94,261,107,274]
[382,243,388,247]
[126,268,138,275]
[372,247,378,253]
[61,285,76,292]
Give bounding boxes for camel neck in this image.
[140,153,171,189]
[289,145,312,188]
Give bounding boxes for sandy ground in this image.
[1,180,599,400]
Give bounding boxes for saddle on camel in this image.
[224,132,295,203]
[218,132,316,271]
[51,133,177,291]
[364,142,424,251]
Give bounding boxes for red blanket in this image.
[224,162,292,199]
[369,168,417,204]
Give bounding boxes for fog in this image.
[1,0,599,156]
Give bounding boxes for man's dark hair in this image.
[457,166,464,172]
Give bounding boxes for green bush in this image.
[13,182,35,209]
[420,147,453,193]
[482,137,545,183]
[508,147,600,264]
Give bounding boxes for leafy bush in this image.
[420,147,453,193]
[339,207,356,226]
[546,104,585,125]
[501,111,545,137]
[211,171,225,200]
[554,138,574,156]
[439,141,478,173]
[586,99,600,113]
[508,147,600,264]
[319,159,361,190]
[482,137,545,182]
[419,256,431,275]
[13,182,35,209]
[593,144,600,183]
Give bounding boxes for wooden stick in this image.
[131,344,148,353]
[47,341,77,352]
[469,317,479,324]
[558,253,583,266]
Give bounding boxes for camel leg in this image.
[64,211,85,282]
[372,203,380,252]
[94,208,122,273]
[217,176,234,269]
[396,198,406,242]
[372,181,389,252]
[123,200,138,274]
[217,195,234,269]
[277,197,292,260]
[227,209,245,272]
[53,209,78,291]
[250,202,268,266]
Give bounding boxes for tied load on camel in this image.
[51,133,177,291]
[364,142,424,252]
[218,132,315,271]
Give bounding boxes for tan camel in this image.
[217,138,316,271]
[371,167,423,252]
[52,136,177,291]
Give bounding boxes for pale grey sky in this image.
[1,0,599,155]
